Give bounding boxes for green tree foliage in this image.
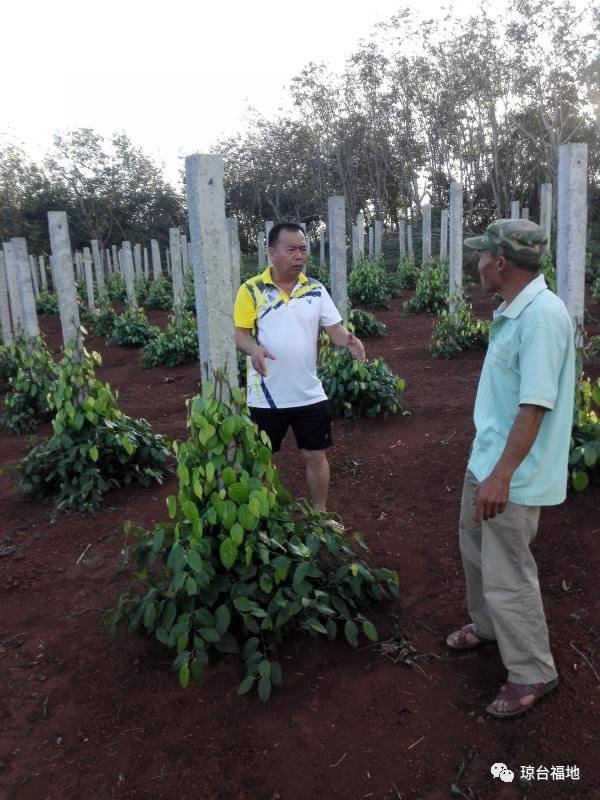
[348,257,391,308]
[405,260,449,315]
[430,300,490,358]
[111,307,159,348]
[106,379,399,700]
[348,308,386,338]
[569,376,600,491]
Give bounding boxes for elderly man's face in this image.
[477,250,502,294]
[269,229,308,279]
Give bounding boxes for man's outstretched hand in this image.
[251,345,276,377]
[347,333,366,362]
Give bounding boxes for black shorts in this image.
[249,400,333,453]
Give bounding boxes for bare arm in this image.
[322,322,366,362]
[474,403,546,520]
[234,327,275,377]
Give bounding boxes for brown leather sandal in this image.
[446,623,495,650]
[486,677,559,718]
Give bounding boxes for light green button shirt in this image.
[468,275,576,506]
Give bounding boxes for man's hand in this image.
[250,345,275,377]
[347,333,366,362]
[473,472,510,521]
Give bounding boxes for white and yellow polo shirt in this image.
[234,267,341,409]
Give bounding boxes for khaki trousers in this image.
[459,469,558,684]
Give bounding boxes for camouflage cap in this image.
[464,219,547,268]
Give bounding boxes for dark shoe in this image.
[446,623,495,651]
[486,677,559,719]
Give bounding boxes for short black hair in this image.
[268,222,305,247]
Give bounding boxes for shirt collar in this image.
[260,267,308,286]
[495,274,547,320]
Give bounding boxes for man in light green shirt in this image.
[446,219,575,719]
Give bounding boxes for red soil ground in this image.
[1,288,599,800]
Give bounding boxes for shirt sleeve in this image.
[518,324,569,410]
[233,284,256,329]
[318,285,343,327]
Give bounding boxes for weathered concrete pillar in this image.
[121,241,137,307]
[75,251,83,282]
[226,217,242,296]
[169,228,185,311]
[90,240,105,298]
[356,212,365,257]
[151,239,162,279]
[48,212,81,348]
[521,207,530,221]
[351,224,358,263]
[439,209,449,260]
[185,153,238,387]
[181,235,190,274]
[557,143,588,348]
[265,221,273,266]
[407,224,413,255]
[422,204,432,264]
[368,227,374,256]
[143,246,150,279]
[133,243,143,278]
[111,245,119,273]
[29,255,40,299]
[540,183,552,249]
[398,219,406,256]
[448,183,464,313]
[12,238,39,340]
[39,255,48,291]
[319,229,325,265]
[510,200,520,220]
[257,233,265,270]
[374,220,383,258]
[327,196,348,323]
[166,248,172,275]
[2,242,23,332]
[82,247,96,311]
[0,251,13,344]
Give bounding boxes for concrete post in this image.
[374,220,383,258]
[556,143,588,348]
[82,247,96,311]
[510,200,520,220]
[185,153,238,387]
[111,245,119,274]
[422,204,432,264]
[169,228,185,312]
[368,227,374,256]
[91,240,105,296]
[226,217,242,296]
[39,256,48,291]
[448,182,464,313]
[327,196,348,323]
[356,212,365,257]
[0,251,13,344]
[398,219,406,256]
[12,238,39,340]
[257,233,265,270]
[265,221,273,266]
[181,234,190,274]
[133,243,143,278]
[407,224,413,255]
[439,209,449,260]
[540,183,552,249]
[47,212,81,348]
[121,242,137,307]
[166,248,172,275]
[151,239,162,280]
[521,207,530,221]
[319,230,325,265]
[351,224,358,263]
[75,251,83,282]
[2,242,23,332]
[143,246,150,280]
[29,255,40,299]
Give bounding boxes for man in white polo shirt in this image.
[446,219,575,719]
[234,222,365,512]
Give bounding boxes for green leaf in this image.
[167,495,177,519]
[270,661,283,687]
[238,675,255,695]
[143,603,156,630]
[178,662,190,688]
[233,596,252,613]
[89,445,99,462]
[258,676,272,702]
[572,470,589,491]
[326,619,338,641]
[293,562,311,589]
[344,620,358,648]
[186,549,203,573]
[258,660,271,678]
[230,522,244,545]
[215,605,231,634]
[219,538,237,570]
[362,619,378,642]
[190,658,205,684]
[199,627,221,643]
[305,617,327,635]
[177,464,190,486]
